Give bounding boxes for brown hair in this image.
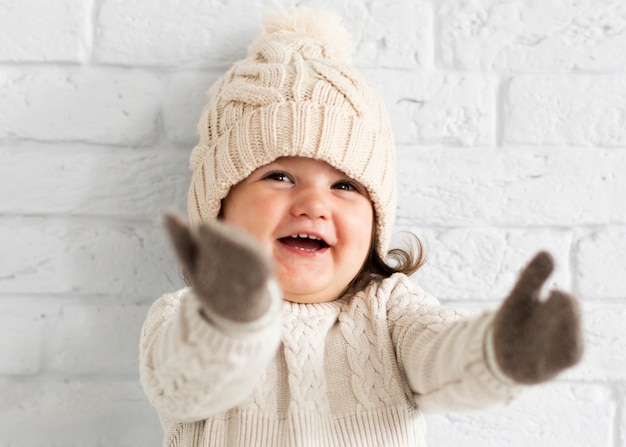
[344,231,427,296]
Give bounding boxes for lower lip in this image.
[277,240,330,257]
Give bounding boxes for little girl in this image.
[140,9,583,447]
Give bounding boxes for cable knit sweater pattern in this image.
[140,273,521,447]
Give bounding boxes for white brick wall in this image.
[0,0,623,445]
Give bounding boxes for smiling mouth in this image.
[279,234,329,252]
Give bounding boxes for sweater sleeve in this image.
[139,284,282,425]
[387,275,524,414]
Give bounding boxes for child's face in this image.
[221,156,374,304]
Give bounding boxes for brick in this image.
[366,71,497,146]
[425,383,613,447]
[0,69,161,145]
[94,0,431,69]
[0,144,189,217]
[0,218,184,297]
[564,304,626,381]
[94,0,262,67]
[0,0,89,63]
[616,383,626,447]
[395,146,623,227]
[0,378,162,446]
[504,75,626,147]
[163,71,222,145]
[50,304,150,374]
[440,0,626,71]
[576,230,626,299]
[348,1,432,69]
[404,227,572,301]
[0,298,56,375]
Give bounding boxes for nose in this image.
[290,185,331,220]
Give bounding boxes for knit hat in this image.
[187,8,397,256]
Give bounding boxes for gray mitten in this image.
[164,213,275,324]
[492,251,584,384]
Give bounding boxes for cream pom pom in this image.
[247,8,353,63]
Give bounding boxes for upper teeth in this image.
[291,234,321,240]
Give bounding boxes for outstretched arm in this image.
[392,251,584,413]
[140,214,282,424]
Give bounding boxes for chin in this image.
[280,283,340,304]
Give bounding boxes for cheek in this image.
[222,194,280,245]
[342,202,374,251]
[222,193,254,231]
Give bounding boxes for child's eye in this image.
[264,171,293,183]
[332,180,361,192]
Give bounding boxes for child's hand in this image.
[164,213,275,323]
[492,252,584,384]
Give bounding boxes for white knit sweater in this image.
[140,273,521,447]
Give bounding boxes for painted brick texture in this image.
[0,0,624,446]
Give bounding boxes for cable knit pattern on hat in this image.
[187,8,397,255]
